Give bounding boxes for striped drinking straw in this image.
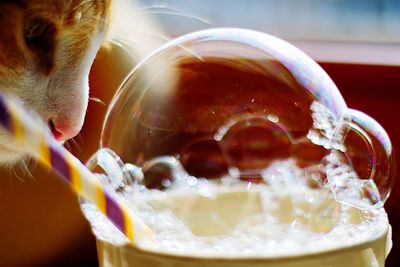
[0,93,152,245]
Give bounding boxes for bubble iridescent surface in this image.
[101,28,394,210]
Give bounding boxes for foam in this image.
[82,186,388,258]
[133,185,387,257]
[81,159,389,257]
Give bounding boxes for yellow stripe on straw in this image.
[121,205,134,240]
[8,102,25,144]
[96,180,107,214]
[66,154,83,193]
[39,136,52,168]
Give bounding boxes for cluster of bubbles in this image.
[87,28,394,237]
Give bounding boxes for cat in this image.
[0,0,114,164]
[0,0,175,165]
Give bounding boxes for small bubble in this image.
[180,139,228,179]
[187,176,198,186]
[217,115,292,180]
[141,156,183,190]
[227,167,240,179]
[142,162,173,190]
[124,163,144,182]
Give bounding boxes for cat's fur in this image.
[0,0,112,163]
[0,0,169,164]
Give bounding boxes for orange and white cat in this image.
[0,0,113,163]
[0,0,168,164]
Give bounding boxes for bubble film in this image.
[100,28,394,232]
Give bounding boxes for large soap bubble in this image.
[99,28,394,213]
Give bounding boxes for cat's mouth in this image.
[47,117,80,142]
[48,119,62,140]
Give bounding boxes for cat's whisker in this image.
[134,6,211,25]
[26,157,38,174]
[63,140,72,152]
[89,96,106,106]
[132,27,172,42]
[11,166,25,182]
[135,10,211,26]
[69,12,108,44]
[75,132,85,146]
[112,30,171,49]
[134,5,190,15]
[20,158,35,180]
[67,135,83,152]
[69,0,94,13]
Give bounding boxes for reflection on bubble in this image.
[332,178,381,209]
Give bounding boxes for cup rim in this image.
[97,223,389,262]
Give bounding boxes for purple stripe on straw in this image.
[0,95,11,131]
[105,192,126,234]
[50,146,71,182]
[50,143,127,236]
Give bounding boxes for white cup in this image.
[92,188,392,267]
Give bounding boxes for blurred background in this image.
[139,0,400,42]
[0,0,399,266]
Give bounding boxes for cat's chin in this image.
[0,142,28,165]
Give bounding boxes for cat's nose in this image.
[48,118,81,141]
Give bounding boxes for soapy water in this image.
[82,28,394,256]
[83,100,389,255]
[83,97,390,255]
[86,116,387,253]
[82,155,389,256]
